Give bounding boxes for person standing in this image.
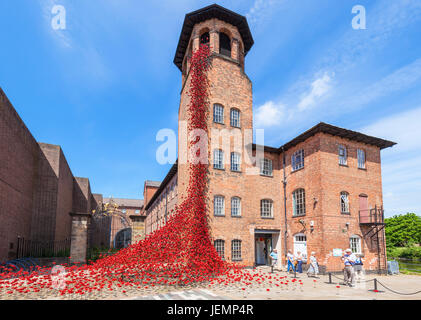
[270,249,278,272]
[295,251,303,273]
[342,249,356,287]
[307,252,319,277]
[286,250,295,273]
[354,254,364,281]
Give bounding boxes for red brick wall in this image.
[0,88,95,262]
[317,133,385,271]
[0,88,38,262]
[72,177,92,215]
[146,174,178,234]
[55,148,74,241]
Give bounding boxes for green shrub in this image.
[387,246,421,260]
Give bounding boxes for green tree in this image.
[385,213,421,247]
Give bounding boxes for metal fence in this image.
[16,237,71,259]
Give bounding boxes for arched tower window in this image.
[219,32,231,57]
[200,32,210,46]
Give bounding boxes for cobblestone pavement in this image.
[125,289,229,300]
[1,266,420,300]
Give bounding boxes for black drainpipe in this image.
[282,146,288,258]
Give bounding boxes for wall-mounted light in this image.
[310,220,314,232]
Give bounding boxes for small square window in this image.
[260,158,273,176]
[214,240,225,259]
[261,199,273,218]
[339,145,347,166]
[231,197,241,217]
[213,149,224,169]
[357,149,366,169]
[231,240,242,261]
[214,196,225,216]
[230,109,241,127]
[230,152,241,172]
[213,104,224,124]
[292,149,304,171]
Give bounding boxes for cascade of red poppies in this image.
[0,45,293,297]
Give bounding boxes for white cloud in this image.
[347,58,421,110]
[361,107,421,153]
[360,106,421,217]
[297,72,333,111]
[254,100,285,128]
[246,0,282,24]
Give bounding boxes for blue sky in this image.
[0,0,420,217]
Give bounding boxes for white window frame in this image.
[292,189,306,216]
[260,199,273,218]
[213,104,224,124]
[231,239,242,261]
[260,158,273,176]
[230,108,241,127]
[230,152,241,172]
[231,197,241,217]
[357,149,366,169]
[213,149,224,169]
[350,235,362,254]
[292,149,304,171]
[341,191,350,214]
[214,239,225,259]
[339,145,347,166]
[214,195,225,216]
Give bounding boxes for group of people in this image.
[269,248,364,284]
[269,249,319,277]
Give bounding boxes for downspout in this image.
[282,146,288,258]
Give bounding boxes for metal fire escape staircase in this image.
[359,205,387,274]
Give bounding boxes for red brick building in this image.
[0,88,144,262]
[144,4,396,273]
[0,88,100,262]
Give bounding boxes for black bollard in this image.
[374,278,378,291]
[329,273,332,284]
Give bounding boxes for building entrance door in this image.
[255,235,272,266]
[293,234,308,261]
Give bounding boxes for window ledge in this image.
[214,214,226,217]
[261,216,274,219]
[341,212,351,215]
[339,164,349,167]
[232,259,243,262]
[358,167,367,171]
[291,167,304,173]
[260,174,273,178]
[292,214,306,218]
[230,170,242,173]
[231,215,242,218]
[230,125,241,129]
[213,167,225,171]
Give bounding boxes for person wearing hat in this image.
[342,248,356,287]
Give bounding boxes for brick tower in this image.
[174,4,282,266]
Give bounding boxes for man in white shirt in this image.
[342,248,356,287]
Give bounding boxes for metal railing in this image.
[16,237,70,259]
[359,205,384,224]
